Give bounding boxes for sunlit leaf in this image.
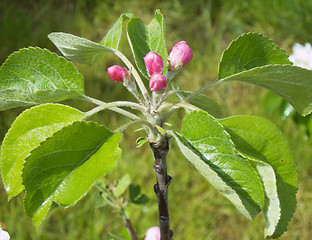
[23,121,122,226]
[0,104,84,199]
[218,32,291,79]
[173,111,264,220]
[101,13,132,49]
[0,47,84,111]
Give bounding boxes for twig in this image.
[120,212,138,240]
[150,135,173,240]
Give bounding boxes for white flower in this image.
[144,226,160,240]
[0,227,10,240]
[289,42,312,69]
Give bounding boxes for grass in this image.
[1,0,312,239]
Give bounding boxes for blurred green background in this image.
[0,0,312,239]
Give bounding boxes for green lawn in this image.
[0,0,312,239]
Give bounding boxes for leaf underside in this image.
[219,116,297,238]
[48,32,113,65]
[217,32,312,116]
[222,65,312,116]
[175,90,224,118]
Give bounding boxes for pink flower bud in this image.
[144,51,164,75]
[107,65,129,83]
[168,41,193,70]
[149,73,167,91]
[144,226,160,240]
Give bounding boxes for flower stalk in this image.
[82,101,146,120]
[82,96,140,120]
[113,49,151,104]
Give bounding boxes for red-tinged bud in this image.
[144,226,160,240]
[149,73,167,91]
[144,51,164,75]
[107,65,129,83]
[168,41,193,70]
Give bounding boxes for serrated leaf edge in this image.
[218,32,292,79]
[0,46,84,94]
[219,115,298,238]
[0,103,84,199]
[21,121,121,226]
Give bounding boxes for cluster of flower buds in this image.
[143,41,193,92]
[144,51,167,91]
[106,41,193,93]
[144,226,160,240]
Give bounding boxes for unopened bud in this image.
[144,226,160,240]
[144,51,164,75]
[107,65,129,83]
[149,73,167,91]
[168,41,193,70]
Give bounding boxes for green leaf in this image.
[147,10,168,73]
[136,137,148,148]
[0,104,84,199]
[221,65,312,116]
[132,194,149,205]
[309,118,312,146]
[114,174,131,197]
[129,184,141,201]
[127,10,167,79]
[126,18,150,79]
[175,90,224,118]
[219,116,298,238]
[48,32,113,65]
[172,111,264,220]
[263,92,297,120]
[22,121,122,226]
[218,32,291,79]
[129,184,149,205]
[0,47,84,111]
[263,92,284,117]
[101,13,132,49]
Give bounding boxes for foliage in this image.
[1,9,312,240]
